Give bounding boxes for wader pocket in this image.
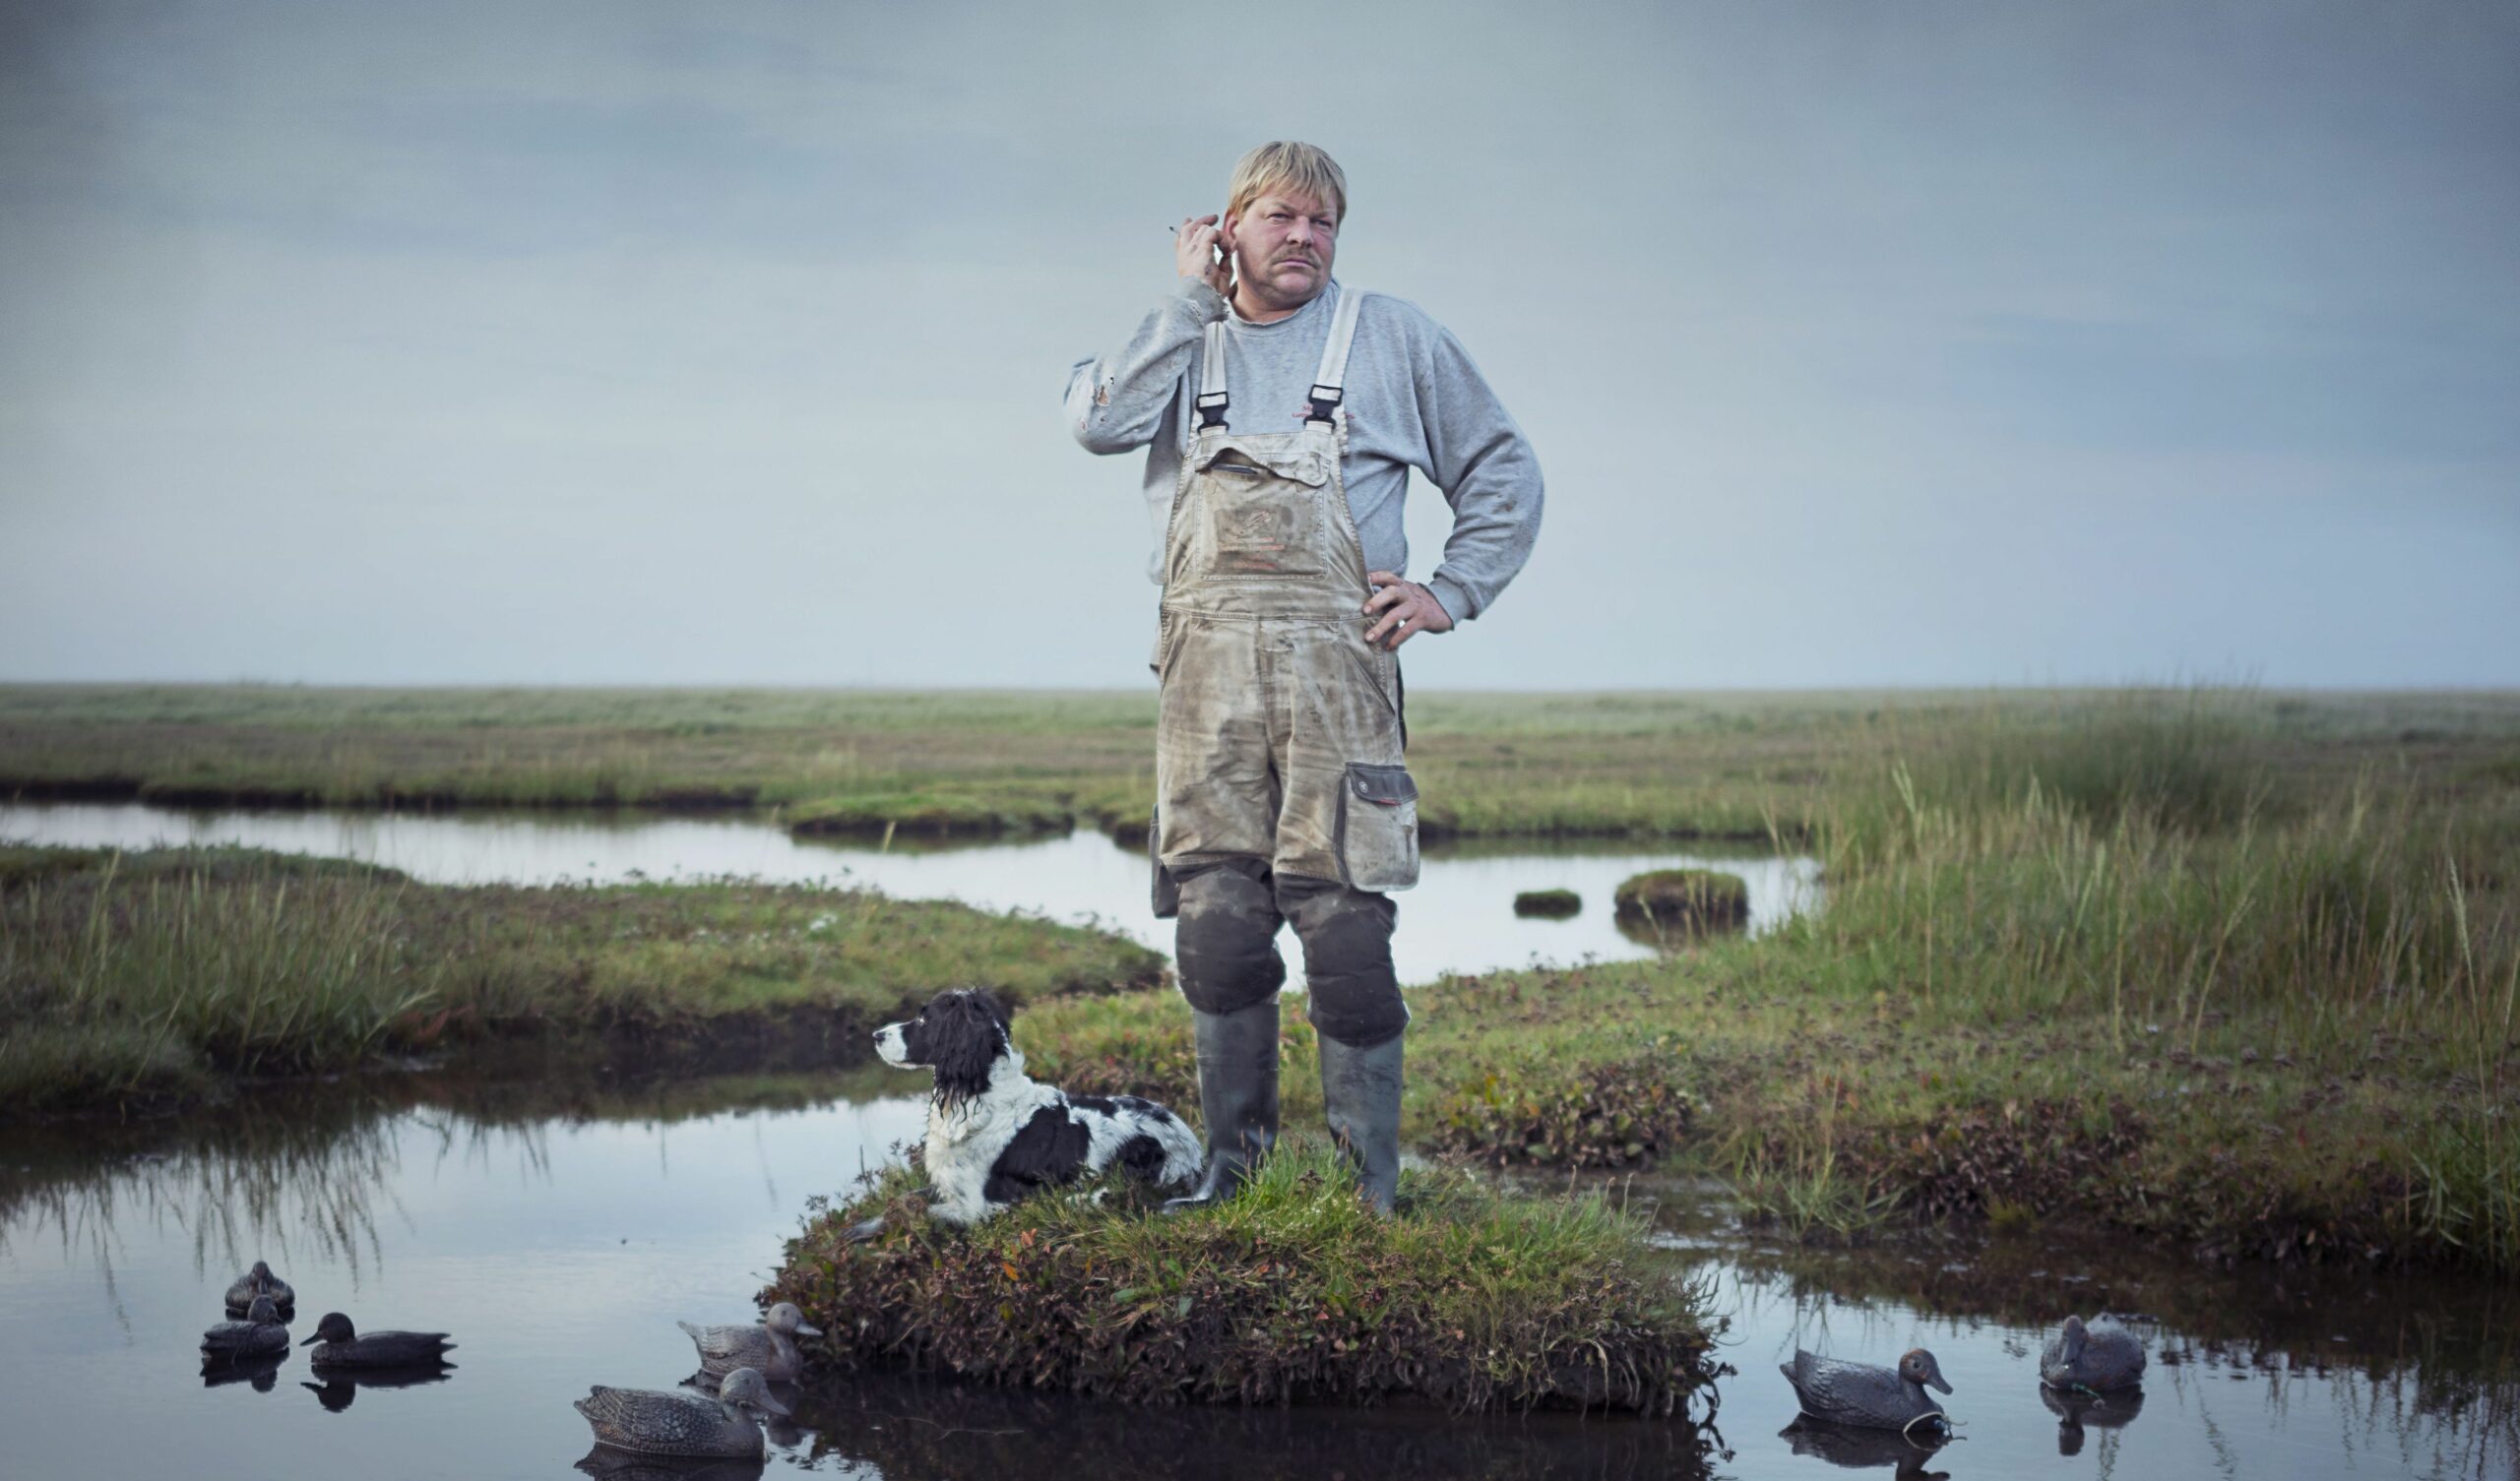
[1150,806,1180,919]
[1334,763,1420,893]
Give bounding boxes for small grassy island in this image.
[1512,888,1582,918]
[1612,869,1751,938]
[767,1149,1719,1412]
[0,844,1163,1118]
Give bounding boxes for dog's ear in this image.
[927,991,1004,1104]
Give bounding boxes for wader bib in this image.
[1150,286,1417,1050]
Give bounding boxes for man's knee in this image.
[1173,858,1286,1015]
[1277,875,1407,1047]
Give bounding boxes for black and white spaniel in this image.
[872,988,1204,1226]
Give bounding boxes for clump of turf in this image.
[766,1146,1718,1412]
[1513,889,1582,918]
[1612,869,1749,939]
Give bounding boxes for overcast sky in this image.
[2,0,2513,690]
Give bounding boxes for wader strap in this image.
[1196,321,1230,429]
[1305,286,1365,423]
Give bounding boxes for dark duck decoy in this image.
[299,1311,457,1368]
[223,1260,294,1318]
[574,1365,788,1458]
[202,1294,290,1358]
[2041,1313,2146,1392]
[1781,1347,1954,1433]
[677,1301,822,1383]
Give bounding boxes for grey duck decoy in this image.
[202,1294,290,1358]
[574,1365,789,1458]
[223,1261,295,1317]
[2041,1313,2146,1392]
[1780,1347,1954,1432]
[677,1301,822,1383]
[299,1311,456,1368]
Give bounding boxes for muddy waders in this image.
[1151,288,1415,1215]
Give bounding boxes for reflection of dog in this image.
[873,988,1204,1226]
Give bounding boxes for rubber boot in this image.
[1161,999,1280,1213]
[1319,1030,1404,1214]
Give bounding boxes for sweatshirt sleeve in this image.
[1065,278,1230,455]
[1414,326,1544,625]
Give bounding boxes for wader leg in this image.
[1161,998,1282,1213]
[1164,859,1287,1212]
[1318,1030,1403,1215]
[1277,873,1406,1214]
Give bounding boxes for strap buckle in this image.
[1303,384,1343,424]
[1195,391,1230,430]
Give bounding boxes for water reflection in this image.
[301,1364,455,1411]
[1777,1416,1953,1477]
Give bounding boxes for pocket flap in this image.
[1346,763,1418,806]
[1200,441,1331,488]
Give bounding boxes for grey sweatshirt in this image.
[1065,278,1542,626]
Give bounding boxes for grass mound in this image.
[1612,870,1750,937]
[1512,889,1582,918]
[766,1147,1718,1412]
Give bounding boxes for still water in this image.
[4,1072,2514,1481]
[0,800,1823,988]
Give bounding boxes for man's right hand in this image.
[1176,214,1230,297]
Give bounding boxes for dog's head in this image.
[873,988,1013,1104]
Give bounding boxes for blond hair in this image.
[1226,141,1348,226]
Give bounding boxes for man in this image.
[1064,142,1542,1213]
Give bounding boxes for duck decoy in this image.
[299,1311,457,1368]
[2041,1313,2146,1392]
[677,1301,822,1383]
[574,1365,789,1458]
[202,1294,290,1358]
[1781,1347,1954,1433]
[223,1260,294,1318]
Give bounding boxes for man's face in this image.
[1224,190,1338,315]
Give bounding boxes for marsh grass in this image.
[766,1144,1718,1411]
[0,846,1165,1117]
[1027,688,2520,1269]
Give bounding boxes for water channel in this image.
[3,802,2515,1479]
